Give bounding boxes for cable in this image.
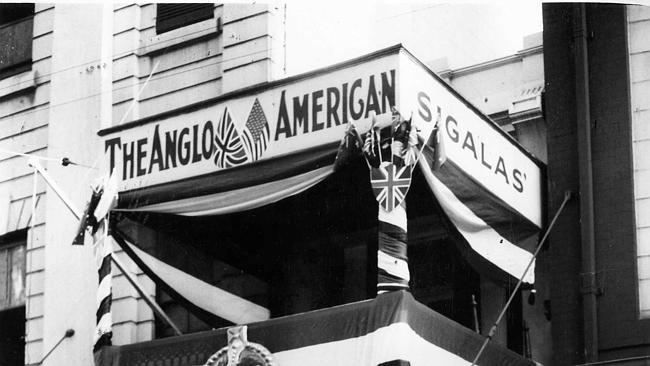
[0,148,59,162]
[0,12,225,93]
[36,329,75,365]
[5,3,462,94]
[0,47,274,122]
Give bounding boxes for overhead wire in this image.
[0,11,226,93]
[1,4,496,123]
[0,47,275,122]
[2,3,446,94]
[1,18,237,170]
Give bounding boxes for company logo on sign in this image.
[212,99,271,169]
[105,97,276,181]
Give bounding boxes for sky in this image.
[284,2,543,75]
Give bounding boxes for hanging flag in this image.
[92,217,112,353]
[362,108,423,294]
[71,174,118,352]
[214,107,248,168]
[427,123,446,171]
[72,172,119,245]
[371,163,411,212]
[334,123,362,171]
[242,98,271,162]
[72,190,102,245]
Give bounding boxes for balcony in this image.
[96,291,536,366]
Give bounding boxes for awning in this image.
[96,290,537,366]
[100,45,544,296]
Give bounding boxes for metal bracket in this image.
[580,271,603,296]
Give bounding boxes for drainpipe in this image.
[573,3,599,363]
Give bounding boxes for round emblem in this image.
[203,326,276,366]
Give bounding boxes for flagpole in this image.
[27,159,183,336]
[110,251,183,336]
[470,190,573,366]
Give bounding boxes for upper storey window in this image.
[0,3,34,79]
[156,3,214,34]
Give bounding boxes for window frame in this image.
[155,3,215,35]
[0,230,27,312]
[0,3,34,80]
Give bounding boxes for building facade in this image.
[5,3,648,366]
[0,4,285,365]
[1,3,549,366]
[543,4,650,365]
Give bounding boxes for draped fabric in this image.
[111,131,540,320]
[377,203,410,293]
[419,143,539,284]
[120,166,332,216]
[96,291,537,366]
[114,142,339,216]
[111,229,270,326]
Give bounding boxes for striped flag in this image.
[69,174,118,353]
[242,98,270,162]
[377,201,410,293]
[362,109,421,295]
[214,107,248,168]
[92,218,112,352]
[93,175,117,352]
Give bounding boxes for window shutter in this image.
[156,4,214,34]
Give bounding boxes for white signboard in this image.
[102,54,400,192]
[399,51,543,227]
[101,47,542,227]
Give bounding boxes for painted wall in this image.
[0,3,54,364]
[628,5,650,321]
[444,33,546,163]
[41,4,105,365]
[0,3,286,364]
[544,4,650,364]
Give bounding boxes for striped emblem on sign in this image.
[214,107,248,168]
[242,98,270,162]
[371,163,412,213]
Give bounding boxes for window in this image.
[0,3,34,79]
[156,4,214,34]
[0,231,26,366]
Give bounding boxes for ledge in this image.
[136,17,222,57]
[0,69,36,100]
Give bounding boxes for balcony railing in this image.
[96,291,537,366]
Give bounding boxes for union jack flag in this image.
[214,107,248,168]
[242,98,270,162]
[371,162,412,212]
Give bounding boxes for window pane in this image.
[0,6,33,79]
[0,250,7,309]
[156,3,213,34]
[9,245,25,307]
